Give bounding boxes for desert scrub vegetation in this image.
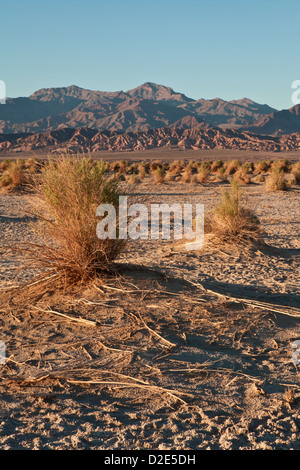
[152,165,165,184]
[271,158,291,173]
[110,159,129,175]
[224,159,241,176]
[137,162,147,180]
[0,158,41,192]
[23,155,126,284]
[232,167,251,185]
[254,160,272,174]
[196,162,211,183]
[265,167,289,192]
[205,181,263,243]
[168,159,185,176]
[210,160,224,174]
[180,166,193,183]
[126,173,140,185]
[291,161,300,184]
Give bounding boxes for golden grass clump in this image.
[137,163,147,180]
[168,159,185,175]
[196,164,210,183]
[232,168,251,185]
[180,166,193,183]
[271,158,291,173]
[0,160,10,172]
[24,157,40,172]
[291,161,300,184]
[254,160,272,174]
[24,155,126,284]
[265,167,289,192]
[110,160,128,174]
[126,174,140,185]
[0,160,28,191]
[150,160,164,173]
[205,181,263,243]
[224,159,241,176]
[241,161,254,174]
[210,160,224,173]
[152,166,165,184]
[253,174,266,183]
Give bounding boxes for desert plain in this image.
[0,150,299,451]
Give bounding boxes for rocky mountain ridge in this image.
[2,126,300,154]
[0,82,278,134]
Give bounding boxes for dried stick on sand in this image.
[124,310,177,349]
[31,306,100,327]
[188,281,300,318]
[66,378,190,405]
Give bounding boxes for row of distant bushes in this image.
[0,156,300,192]
[1,155,267,287]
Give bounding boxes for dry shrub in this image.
[196,166,210,183]
[150,160,164,173]
[0,160,27,191]
[224,159,241,176]
[153,166,165,184]
[287,174,297,186]
[205,181,263,243]
[265,167,289,192]
[271,159,291,173]
[110,160,128,174]
[253,174,266,183]
[9,163,24,186]
[0,173,12,188]
[138,167,146,180]
[291,161,300,184]
[254,160,271,174]
[197,160,211,171]
[168,159,185,175]
[137,163,147,179]
[128,162,139,174]
[210,160,224,173]
[0,160,10,172]
[23,155,126,284]
[24,157,38,169]
[241,161,254,173]
[180,166,193,183]
[164,170,176,182]
[232,168,251,185]
[215,166,227,180]
[126,174,140,185]
[187,161,197,173]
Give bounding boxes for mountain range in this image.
[0,81,293,135]
[1,82,300,154]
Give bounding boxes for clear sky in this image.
[1,0,299,110]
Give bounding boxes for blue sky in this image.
[1,0,299,110]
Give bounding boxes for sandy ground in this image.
[0,177,299,450]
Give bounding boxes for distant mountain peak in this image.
[230,97,255,105]
[126,82,193,103]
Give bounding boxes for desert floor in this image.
[0,175,299,450]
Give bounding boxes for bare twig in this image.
[124,310,177,349]
[31,306,100,327]
[188,280,300,318]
